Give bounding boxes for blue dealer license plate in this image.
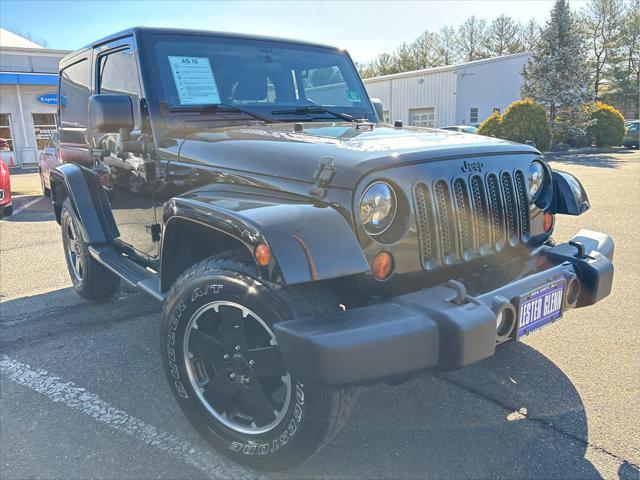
[517,281,565,338]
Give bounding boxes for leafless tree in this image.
[581,0,625,95]
[412,31,441,68]
[518,18,541,51]
[484,15,524,56]
[456,16,488,61]
[435,26,459,65]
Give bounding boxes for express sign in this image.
[37,93,58,105]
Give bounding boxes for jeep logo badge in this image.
[461,160,484,173]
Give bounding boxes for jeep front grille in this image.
[413,170,530,268]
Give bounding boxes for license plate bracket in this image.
[516,280,565,338]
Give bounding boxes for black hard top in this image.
[61,26,341,64]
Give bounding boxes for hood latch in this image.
[308,157,336,198]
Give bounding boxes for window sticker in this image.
[168,56,221,105]
[347,90,361,103]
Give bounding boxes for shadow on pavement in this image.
[619,460,640,480]
[548,149,637,169]
[2,286,601,479]
[283,342,599,479]
[2,196,53,223]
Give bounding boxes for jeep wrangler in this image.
[50,28,614,470]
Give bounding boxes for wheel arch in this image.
[159,216,256,292]
[49,163,118,242]
[159,196,370,292]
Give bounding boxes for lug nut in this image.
[228,372,236,381]
[222,353,230,361]
[243,376,251,385]
[234,345,241,351]
[248,360,255,368]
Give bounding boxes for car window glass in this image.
[300,66,351,106]
[150,35,373,113]
[98,48,141,125]
[60,59,90,127]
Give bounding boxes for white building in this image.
[0,28,70,168]
[363,52,531,129]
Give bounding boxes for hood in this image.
[174,122,538,189]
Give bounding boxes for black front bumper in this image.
[273,230,614,386]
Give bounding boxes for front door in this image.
[92,40,158,258]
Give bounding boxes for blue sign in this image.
[37,93,59,105]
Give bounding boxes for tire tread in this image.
[163,249,358,469]
[61,198,120,300]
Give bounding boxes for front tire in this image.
[161,253,357,470]
[60,198,120,300]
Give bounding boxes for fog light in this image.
[496,310,506,332]
[566,277,581,305]
[495,305,516,340]
[254,243,271,266]
[371,251,393,280]
[543,212,554,233]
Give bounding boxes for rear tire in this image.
[61,198,120,300]
[161,252,357,470]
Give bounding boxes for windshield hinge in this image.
[308,157,336,198]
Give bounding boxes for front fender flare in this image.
[162,196,369,287]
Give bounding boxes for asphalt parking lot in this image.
[1,151,639,480]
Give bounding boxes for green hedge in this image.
[501,98,552,151]
[478,112,503,138]
[587,102,625,146]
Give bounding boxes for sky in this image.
[0,0,587,62]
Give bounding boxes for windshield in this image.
[148,34,374,120]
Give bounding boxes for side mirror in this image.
[89,94,134,134]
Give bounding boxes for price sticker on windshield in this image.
[168,56,221,105]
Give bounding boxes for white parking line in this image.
[0,355,266,480]
[10,196,43,217]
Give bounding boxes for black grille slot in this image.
[501,172,519,243]
[413,183,436,265]
[434,180,457,261]
[453,178,474,255]
[470,175,489,250]
[486,173,505,246]
[514,170,530,239]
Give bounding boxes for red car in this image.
[0,159,12,217]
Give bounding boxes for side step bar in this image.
[88,245,164,302]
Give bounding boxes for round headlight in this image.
[528,161,546,199]
[360,181,397,236]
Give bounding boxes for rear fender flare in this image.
[50,163,117,243]
[160,196,369,291]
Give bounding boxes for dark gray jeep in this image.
[50,27,614,470]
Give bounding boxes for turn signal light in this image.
[371,251,393,280]
[543,212,554,233]
[254,243,271,266]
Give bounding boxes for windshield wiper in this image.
[271,105,357,122]
[170,103,274,123]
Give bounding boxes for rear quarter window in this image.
[59,59,90,127]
